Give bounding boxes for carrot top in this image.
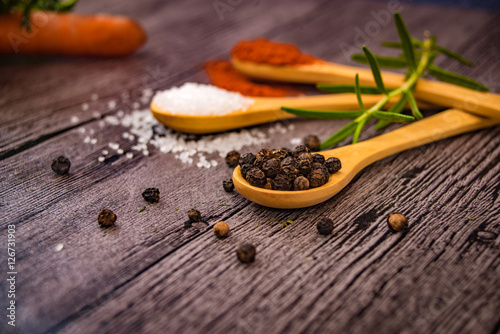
[0,0,78,29]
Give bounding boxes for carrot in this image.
[0,11,147,56]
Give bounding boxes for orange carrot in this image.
[0,12,147,56]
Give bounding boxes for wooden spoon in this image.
[232,109,499,209]
[151,93,435,134]
[231,58,500,120]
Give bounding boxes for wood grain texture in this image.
[0,0,499,334]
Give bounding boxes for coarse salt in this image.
[151,83,254,116]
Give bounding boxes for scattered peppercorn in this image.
[237,243,256,263]
[225,150,241,168]
[304,135,321,151]
[387,212,408,232]
[294,176,310,190]
[312,153,325,164]
[98,209,116,227]
[142,188,160,203]
[317,217,334,235]
[188,208,201,222]
[325,157,342,174]
[213,221,230,237]
[262,158,280,178]
[223,179,234,192]
[239,152,256,166]
[240,163,253,179]
[292,144,310,158]
[51,156,71,175]
[246,168,267,188]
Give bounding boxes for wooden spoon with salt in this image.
[151,92,434,134]
[231,58,500,120]
[232,109,499,209]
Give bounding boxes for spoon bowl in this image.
[233,109,499,209]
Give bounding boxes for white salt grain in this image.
[102,150,109,155]
[290,138,302,145]
[82,103,89,111]
[151,83,254,116]
[108,100,117,110]
[83,136,91,144]
[91,93,99,101]
[55,244,64,252]
[126,152,134,159]
[109,142,120,150]
[117,149,124,155]
[92,111,101,119]
[98,156,105,162]
[71,116,79,124]
[90,138,97,145]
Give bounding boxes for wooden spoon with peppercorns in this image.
[232,109,499,209]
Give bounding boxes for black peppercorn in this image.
[51,156,71,175]
[312,153,325,164]
[239,153,256,167]
[271,149,288,161]
[225,150,241,168]
[297,153,313,176]
[387,212,408,232]
[317,217,334,235]
[246,168,267,188]
[271,173,292,191]
[240,164,253,179]
[312,162,330,180]
[325,157,342,174]
[142,188,160,203]
[188,208,201,222]
[256,148,273,160]
[253,155,266,169]
[292,145,310,158]
[281,157,299,180]
[98,209,116,227]
[304,135,321,152]
[223,179,234,192]
[262,158,280,178]
[293,176,310,190]
[237,243,256,263]
[308,169,328,188]
[282,147,293,157]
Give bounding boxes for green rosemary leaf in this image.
[427,64,488,92]
[380,39,423,49]
[404,91,423,119]
[351,53,408,68]
[375,94,408,130]
[281,107,363,119]
[316,84,392,94]
[362,46,386,94]
[434,45,473,66]
[373,111,415,122]
[394,13,417,71]
[352,119,367,144]
[320,122,358,149]
[354,74,365,111]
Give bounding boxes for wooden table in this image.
[1,1,499,333]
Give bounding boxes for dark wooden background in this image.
[1,0,499,333]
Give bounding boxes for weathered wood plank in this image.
[0,0,499,334]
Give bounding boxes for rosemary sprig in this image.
[0,0,78,29]
[282,12,489,149]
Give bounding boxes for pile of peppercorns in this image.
[233,145,341,191]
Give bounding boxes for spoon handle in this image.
[328,109,499,171]
[232,59,500,120]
